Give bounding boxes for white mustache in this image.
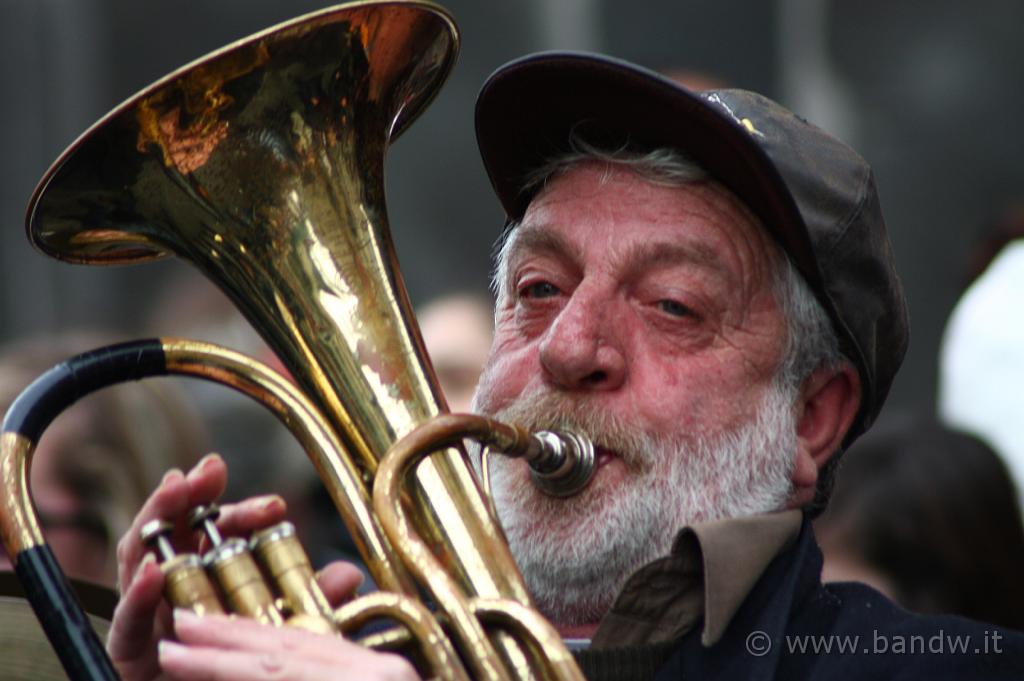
[487,389,661,471]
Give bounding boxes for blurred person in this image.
[816,417,1024,630]
[0,333,208,586]
[148,270,272,361]
[417,292,494,412]
[939,207,1024,503]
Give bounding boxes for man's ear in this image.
[789,363,861,507]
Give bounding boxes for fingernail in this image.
[317,567,365,590]
[186,453,221,482]
[161,468,184,486]
[133,552,157,581]
[158,639,185,661]
[255,494,285,512]
[173,608,199,627]
[200,452,223,470]
[192,450,224,477]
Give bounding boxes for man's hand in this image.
[159,611,418,681]
[106,453,370,680]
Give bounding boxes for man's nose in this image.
[538,288,626,391]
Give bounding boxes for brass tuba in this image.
[0,2,592,680]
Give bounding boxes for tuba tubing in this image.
[0,338,416,680]
[0,2,593,679]
[0,339,592,681]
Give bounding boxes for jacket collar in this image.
[655,512,824,681]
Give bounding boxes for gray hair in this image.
[522,136,710,192]
[491,141,848,509]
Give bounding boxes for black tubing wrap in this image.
[16,545,119,680]
[2,338,167,441]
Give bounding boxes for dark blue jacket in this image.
[655,517,1024,680]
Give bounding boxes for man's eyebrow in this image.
[504,224,732,285]
[504,224,577,269]
[616,239,730,282]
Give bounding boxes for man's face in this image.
[475,161,788,475]
[472,162,798,625]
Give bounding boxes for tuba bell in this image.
[0,2,593,680]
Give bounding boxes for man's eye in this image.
[657,299,693,317]
[520,281,560,299]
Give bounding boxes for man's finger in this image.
[316,561,366,604]
[107,556,166,660]
[116,469,189,594]
[159,640,274,681]
[183,453,230,507]
[172,610,363,664]
[212,495,288,537]
[159,638,417,681]
[116,453,229,592]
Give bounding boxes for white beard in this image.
[477,383,798,626]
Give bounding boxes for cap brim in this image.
[475,52,820,290]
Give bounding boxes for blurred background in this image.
[1,0,1022,474]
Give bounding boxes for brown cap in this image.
[475,52,909,443]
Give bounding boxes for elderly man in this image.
[110,54,1020,680]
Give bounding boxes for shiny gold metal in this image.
[250,522,336,630]
[27,0,535,626]
[0,433,44,556]
[336,592,470,681]
[204,538,285,626]
[141,519,225,616]
[473,601,582,681]
[3,2,588,680]
[376,414,587,680]
[161,339,415,597]
[162,555,226,616]
[355,624,414,652]
[189,505,284,625]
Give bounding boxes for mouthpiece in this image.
[526,430,595,497]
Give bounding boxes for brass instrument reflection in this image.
[0,3,593,680]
